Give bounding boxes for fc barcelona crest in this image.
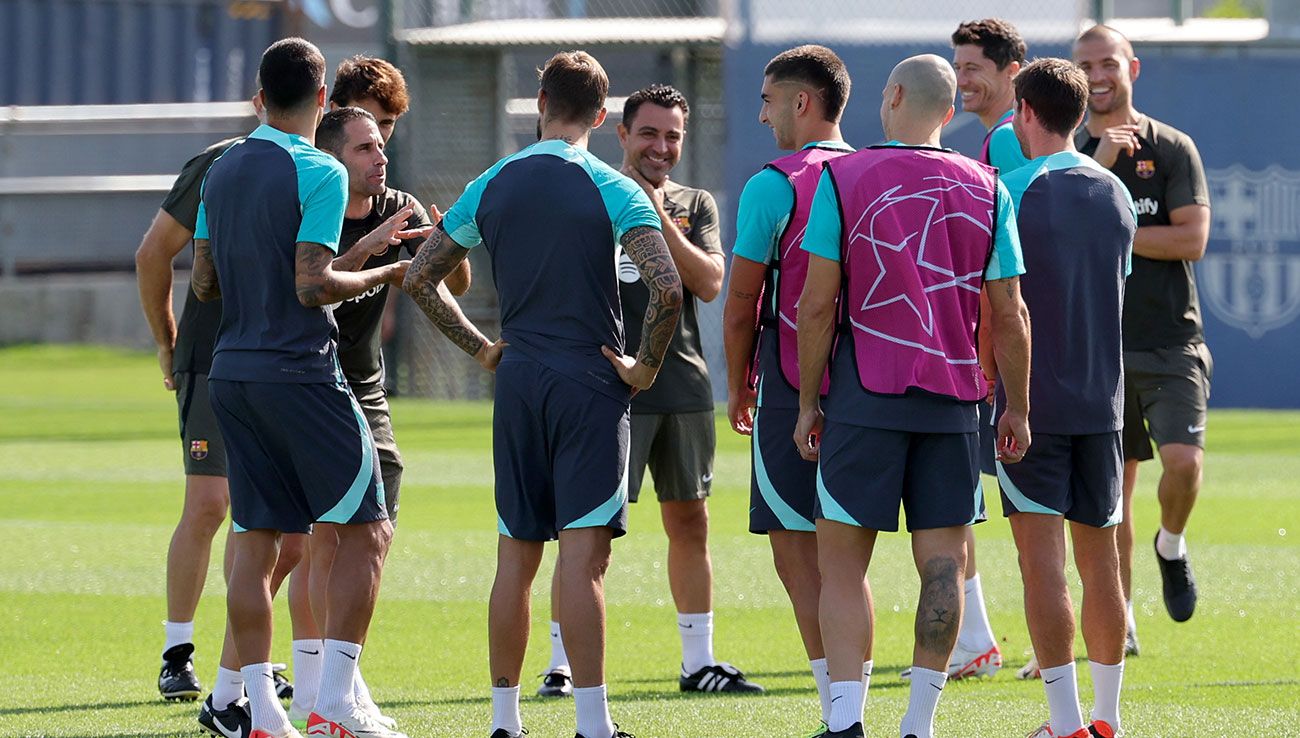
[1135,159,1156,179]
[674,215,692,234]
[190,439,209,461]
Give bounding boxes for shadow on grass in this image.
[0,699,161,717]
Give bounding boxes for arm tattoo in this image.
[914,557,962,658]
[294,244,334,307]
[191,239,221,301]
[404,226,486,356]
[620,225,683,369]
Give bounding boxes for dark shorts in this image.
[815,421,984,532]
[175,372,227,477]
[1122,342,1212,461]
[998,432,1123,528]
[628,410,715,503]
[493,356,629,542]
[208,379,387,534]
[978,400,997,476]
[749,406,818,534]
[352,381,403,522]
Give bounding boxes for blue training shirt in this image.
[441,139,660,401]
[196,124,348,384]
[985,109,1031,173]
[999,150,1137,435]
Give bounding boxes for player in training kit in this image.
[402,51,681,738]
[998,59,1136,738]
[137,98,304,711]
[191,38,409,738]
[539,84,760,698]
[721,45,870,732]
[794,55,1031,738]
[1074,25,1212,644]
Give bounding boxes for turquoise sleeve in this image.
[295,160,347,253]
[607,177,662,241]
[800,169,842,262]
[194,200,208,240]
[985,180,1026,281]
[441,170,491,249]
[732,168,793,264]
[988,124,1031,174]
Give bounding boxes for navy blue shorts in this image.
[749,406,817,533]
[815,421,984,532]
[493,355,629,542]
[978,401,997,476]
[997,432,1123,528]
[208,379,387,534]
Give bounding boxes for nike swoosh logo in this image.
[298,649,320,655]
[681,623,694,628]
[1187,424,1206,434]
[830,696,843,703]
[1045,677,1063,684]
[701,473,714,483]
[339,650,357,661]
[213,719,244,738]
[930,682,944,691]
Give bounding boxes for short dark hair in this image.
[763,45,851,123]
[952,19,1027,70]
[316,107,376,156]
[538,51,609,126]
[1075,24,1135,61]
[259,37,326,113]
[622,84,690,129]
[329,56,410,116]
[1015,58,1089,137]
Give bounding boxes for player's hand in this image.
[356,205,421,260]
[475,339,508,373]
[387,260,412,286]
[427,202,443,224]
[996,409,1031,464]
[622,165,666,210]
[601,345,657,395]
[984,375,996,405]
[1092,124,1141,168]
[157,345,176,391]
[794,406,824,461]
[727,385,757,435]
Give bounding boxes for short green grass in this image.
[0,345,1297,737]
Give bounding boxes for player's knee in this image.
[1160,446,1202,484]
[663,503,709,547]
[277,534,307,572]
[181,493,228,537]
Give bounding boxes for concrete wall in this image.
[0,273,184,348]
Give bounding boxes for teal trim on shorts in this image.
[318,389,380,524]
[752,410,815,532]
[816,464,858,527]
[564,459,630,531]
[232,520,248,533]
[968,478,985,526]
[1103,497,1124,528]
[996,460,1061,516]
[498,514,513,537]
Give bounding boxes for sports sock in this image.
[678,612,715,674]
[1124,600,1137,636]
[810,658,831,722]
[491,685,522,735]
[547,621,571,675]
[241,662,291,734]
[212,666,244,709]
[1155,526,1187,560]
[828,680,863,732]
[1088,660,1125,730]
[315,640,361,717]
[573,684,615,738]
[1040,662,1085,736]
[957,574,997,650]
[163,620,195,652]
[354,667,381,712]
[861,659,873,712]
[290,639,323,714]
[899,666,947,738]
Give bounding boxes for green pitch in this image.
[0,345,1297,737]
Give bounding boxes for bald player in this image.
[796,55,1031,738]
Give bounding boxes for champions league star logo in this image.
[1201,165,1300,339]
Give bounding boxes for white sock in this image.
[828,680,864,732]
[547,621,571,675]
[678,612,715,674]
[811,658,831,722]
[573,684,615,738]
[1124,600,1137,636]
[861,659,873,712]
[290,639,323,714]
[315,640,361,717]
[958,574,997,650]
[1040,662,1085,736]
[163,620,195,652]
[899,666,947,738]
[241,662,292,733]
[212,666,245,708]
[1156,526,1187,560]
[491,685,522,734]
[354,668,380,711]
[1089,660,1125,730]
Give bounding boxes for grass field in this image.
[0,345,1297,738]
